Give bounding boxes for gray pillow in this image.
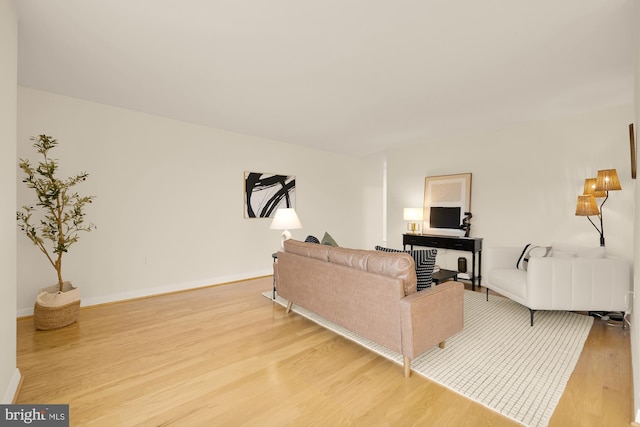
[321,232,339,247]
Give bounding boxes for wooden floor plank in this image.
[16,277,633,426]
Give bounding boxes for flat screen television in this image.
[429,206,461,229]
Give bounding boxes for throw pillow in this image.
[321,232,339,247]
[304,235,320,244]
[517,244,551,271]
[375,246,437,291]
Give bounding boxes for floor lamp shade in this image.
[595,169,622,192]
[270,208,302,249]
[583,178,606,198]
[575,195,600,216]
[575,195,604,246]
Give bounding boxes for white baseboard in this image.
[2,368,21,404]
[17,269,271,316]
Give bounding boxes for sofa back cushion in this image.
[329,247,417,295]
[551,243,606,259]
[284,239,331,261]
[283,240,417,295]
[365,252,417,295]
[375,246,437,291]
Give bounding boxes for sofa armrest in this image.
[399,280,464,359]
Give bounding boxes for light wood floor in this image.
[16,277,633,426]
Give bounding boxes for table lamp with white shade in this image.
[270,208,302,249]
[403,207,423,234]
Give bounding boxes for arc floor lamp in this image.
[575,169,622,247]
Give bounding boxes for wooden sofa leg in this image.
[286,301,293,313]
[403,356,411,378]
[530,309,535,327]
[439,341,445,349]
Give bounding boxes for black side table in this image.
[432,269,458,285]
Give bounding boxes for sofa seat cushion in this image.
[487,269,527,301]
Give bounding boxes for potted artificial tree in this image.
[17,134,96,330]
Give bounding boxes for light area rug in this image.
[263,290,593,427]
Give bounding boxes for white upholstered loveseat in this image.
[485,245,631,326]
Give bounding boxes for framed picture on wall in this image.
[630,123,636,179]
[423,173,472,235]
[244,171,296,218]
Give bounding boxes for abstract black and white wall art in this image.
[244,172,296,218]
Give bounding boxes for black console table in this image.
[403,234,483,291]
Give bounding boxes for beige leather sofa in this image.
[274,239,464,377]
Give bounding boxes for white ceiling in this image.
[15,0,639,157]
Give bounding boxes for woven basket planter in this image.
[33,282,80,330]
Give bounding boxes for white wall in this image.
[360,151,387,250]
[378,105,635,272]
[0,0,20,404]
[16,88,364,313]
